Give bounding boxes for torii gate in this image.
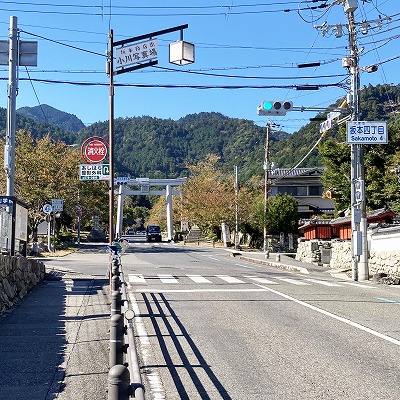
[115,177,186,240]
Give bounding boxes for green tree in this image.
[265,194,299,235]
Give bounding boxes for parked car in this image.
[146,225,162,242]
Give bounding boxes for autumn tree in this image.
[180,154,236,236]
[0,130,109,241]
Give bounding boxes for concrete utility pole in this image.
[5,16,18,197]
[345,1,369,281]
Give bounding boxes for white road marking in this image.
[158,274,179,284]
[235,263,254,269]
[247,276,279,285]
[304,279,342,287]
[128,274,146,284]
[216,275,246,283]
[275,277,311,286]
[341,282,376,289]
[134,288,267,293]
[254,283,400,347]
[128,292,166,399]
[187,274,212,283]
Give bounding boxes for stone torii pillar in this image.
[115,178,186,240]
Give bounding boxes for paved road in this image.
[121,239,400,400]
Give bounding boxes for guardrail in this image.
[107,247,145,400]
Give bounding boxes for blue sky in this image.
[0,0,399,133]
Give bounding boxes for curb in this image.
[234,254,310,275]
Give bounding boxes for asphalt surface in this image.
[0,249,111,400]
[0,242,383,399]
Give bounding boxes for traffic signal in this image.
[257,100,293,116]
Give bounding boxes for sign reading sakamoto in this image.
[116,39,158,69]
[346,121,388,144]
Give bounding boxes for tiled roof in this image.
[269,167,324,178]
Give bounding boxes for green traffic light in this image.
[263,101,273,110]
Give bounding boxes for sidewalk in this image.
[0,269,110,400]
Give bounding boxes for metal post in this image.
[5,16,18,197]
[116,184,124,238]
[108,29,115,244]
[234,166,239,249]
[109,314,124,368]
[166,185,173,241]
[263,121,271,256]
[111,290,121,316]
[108,364,130,400]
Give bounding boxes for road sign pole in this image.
[5,16,17,197]
[108,29,115,245]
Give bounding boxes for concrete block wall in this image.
[0,255,45,314]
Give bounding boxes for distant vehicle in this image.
[146,225,162,242]
[126,228,135,235]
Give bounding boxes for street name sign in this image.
[79,164,110,181]
[346,121,388,144]
[116,39,158,69]
[52,199,64,212]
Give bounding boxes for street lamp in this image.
[107,25,194,244]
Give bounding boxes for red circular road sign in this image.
[81,136,108,163]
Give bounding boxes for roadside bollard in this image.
[111,275,120,292]
[109,314,124,368]
[108,364,130,400]
[112,259,120,276]
[111,290,122,316]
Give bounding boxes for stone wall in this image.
[0,256,45,314]
[296,237,400,278]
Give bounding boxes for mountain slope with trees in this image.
[17,104,86,133]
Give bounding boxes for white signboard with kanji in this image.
[79,164,110,181]
[346,121,388,144]
[116,39,158,69]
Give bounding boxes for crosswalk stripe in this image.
[158,274,179,284]
[304,279,342,287]
[128,274,146,284]
[247,277,279,285]
[215,275,246,283]
[340,282,376,289]
[275,277,311,286]
[128,273,350,288]
[187,274,212,283]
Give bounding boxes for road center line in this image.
[254,283,400,347]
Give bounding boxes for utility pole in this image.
[345,1,368,281]
[234,165,239,249]
[263,120,271,256]
[5,16,18,197]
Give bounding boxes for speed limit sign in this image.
[43,204,53,214]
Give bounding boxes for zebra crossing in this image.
[127,273,376,289]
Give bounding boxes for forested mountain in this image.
[17,104,86,133]
[0,107,76,144]
[2,83,399,183]
[77,112,289,181]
